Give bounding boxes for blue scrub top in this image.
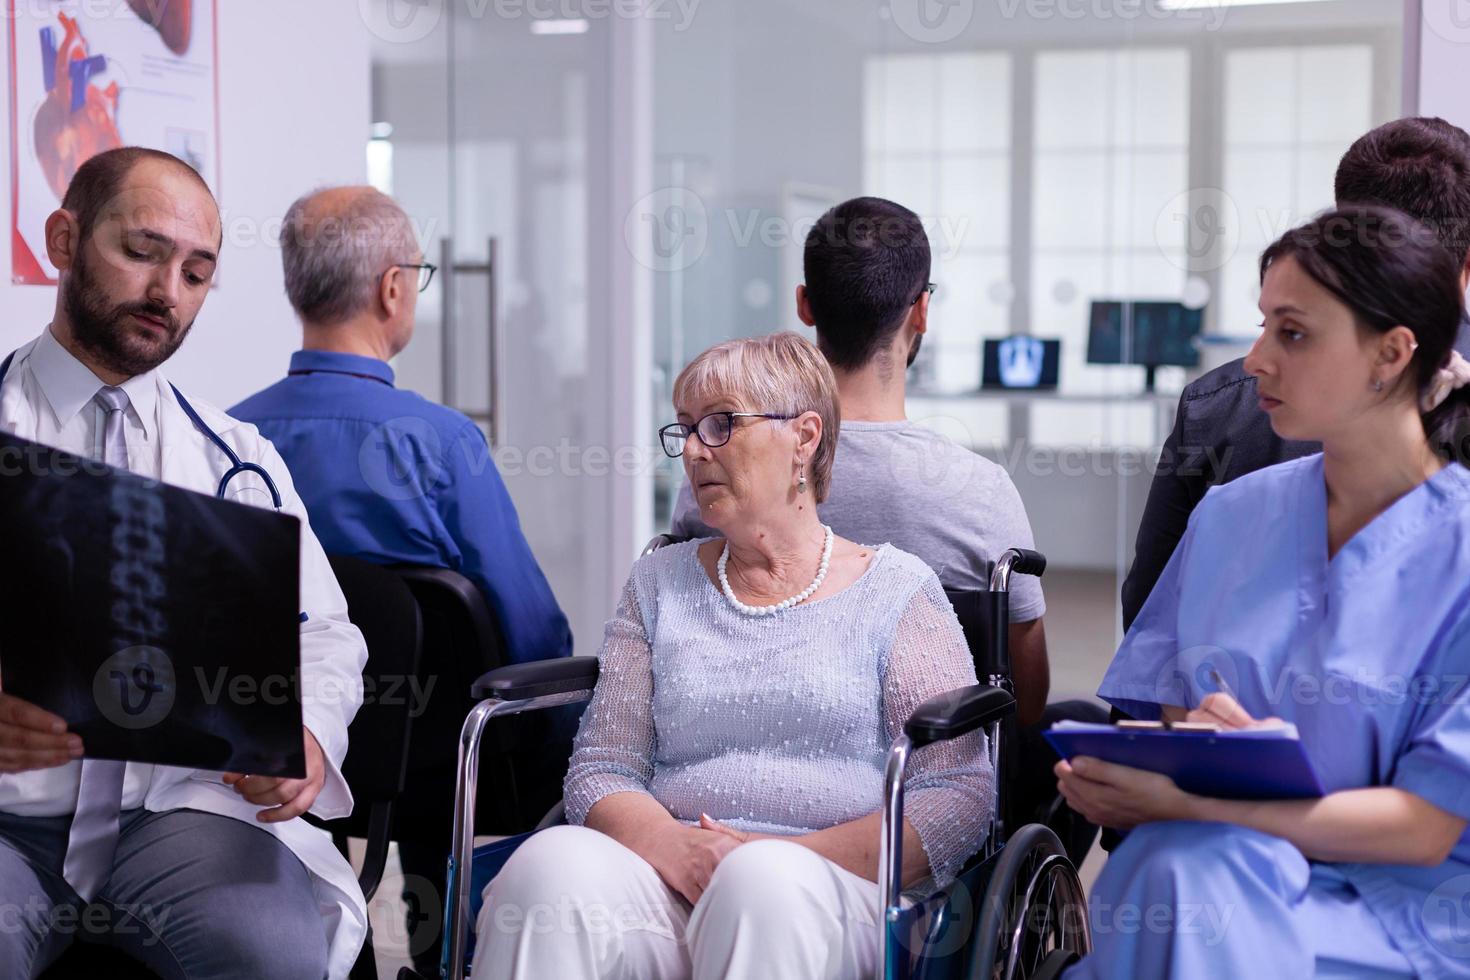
[232,350,572,664]
[1099,454,1470,975]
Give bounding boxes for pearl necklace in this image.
[718,524,834,616]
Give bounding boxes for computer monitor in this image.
[1087,301,1203,391]
[982,337,1061,390]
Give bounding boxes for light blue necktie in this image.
[62,386,131,901]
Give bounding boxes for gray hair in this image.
[280,187,420,325]
[673,331,841,502]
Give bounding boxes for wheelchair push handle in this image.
[989,547,1046,593]
[1008,548,1047,577]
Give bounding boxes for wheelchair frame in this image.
[435,544,1090,980]
[879,550,1091,980]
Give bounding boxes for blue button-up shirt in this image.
[231,350,572,663]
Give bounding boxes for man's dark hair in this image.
[61,146,214,244]
[1334,116,1470,268]
[802,197,931,371]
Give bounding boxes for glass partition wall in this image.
[369,6,653,656]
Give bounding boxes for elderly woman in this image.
[471,332,991,979]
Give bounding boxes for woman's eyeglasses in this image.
[659,412,796,458]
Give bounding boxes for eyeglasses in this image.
[659,411,796,458]
[389,262,438,293]
[912,282,937,306]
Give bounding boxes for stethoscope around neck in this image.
[0,349,283,510]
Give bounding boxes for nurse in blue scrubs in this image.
[1062,206,1470,978]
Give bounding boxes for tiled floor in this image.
[362,569,1125,976]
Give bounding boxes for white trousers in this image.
[469,825,883,980]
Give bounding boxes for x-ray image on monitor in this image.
[983,337,1061,390]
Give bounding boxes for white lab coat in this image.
[0,336,371,978]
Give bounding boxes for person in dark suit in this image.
[1123,117,1470,632]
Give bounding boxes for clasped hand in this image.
[645,813,774,905]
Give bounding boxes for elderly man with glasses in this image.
[231,185,572,973]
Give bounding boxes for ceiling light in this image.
[531,18,589,35]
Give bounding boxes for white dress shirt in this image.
[0,327,371,978]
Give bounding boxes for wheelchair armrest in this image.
[471,656,600,700]
[903,683,1014,750]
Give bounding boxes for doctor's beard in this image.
[64,247,193,378]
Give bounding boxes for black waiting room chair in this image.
[311,553,425,980]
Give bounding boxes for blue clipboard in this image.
[1043,723,1326,800]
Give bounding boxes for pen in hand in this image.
[1201,669,1285,730]
[1195,668,1254,729]
[1208,669,1237,702]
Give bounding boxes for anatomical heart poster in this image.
[8,0,219,284]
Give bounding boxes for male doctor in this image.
[0,147,369,977]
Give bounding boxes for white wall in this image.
[1413,0,1470,132]
[0,2,372,409]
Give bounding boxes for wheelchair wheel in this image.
[969,823,1090,980]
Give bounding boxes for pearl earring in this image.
[797,473,808,493]
[1373,378,1384,393]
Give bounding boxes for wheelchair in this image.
[409,544,1091,980]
